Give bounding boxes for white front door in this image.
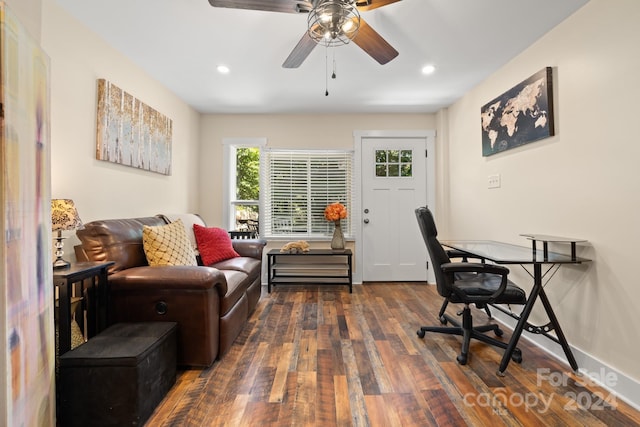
[357,131,435,282]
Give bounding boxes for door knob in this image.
[363,219,369,224]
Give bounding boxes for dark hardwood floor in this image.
[146,283,640,426]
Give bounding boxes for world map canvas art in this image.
[481,67,554,156]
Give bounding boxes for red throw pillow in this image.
[193,224,240,265]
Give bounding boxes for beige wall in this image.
[5,0,41,40]
[444,0,640,394]
[41,0,201,228]
[198,113,435,226]
[199,114,434,263]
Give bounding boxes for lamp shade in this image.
[51,199,83,232]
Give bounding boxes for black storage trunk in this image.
[58,322,177,427]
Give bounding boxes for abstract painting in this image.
[96,79,172,175]
[481,67,554,156]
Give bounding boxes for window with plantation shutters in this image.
[261,149,354,239]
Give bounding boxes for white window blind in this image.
[261,149,354,238]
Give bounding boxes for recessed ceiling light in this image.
[217,65,230,74]
[422,64,436,75]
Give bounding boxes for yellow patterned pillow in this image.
[142,219,197,266]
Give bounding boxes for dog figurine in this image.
[280,240,310,253]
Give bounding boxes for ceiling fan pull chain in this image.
[332,49,337,79]
[325,45,329,96]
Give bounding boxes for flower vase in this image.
[331,220,345,250]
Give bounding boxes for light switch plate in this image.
[488,174,501,189]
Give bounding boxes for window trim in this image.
[222,138,266,232]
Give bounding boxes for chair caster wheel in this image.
[439,316,447,325]
[494,328,504,337]
[456,354,468,365]
[417,330,425,338]
[511,349,523,363]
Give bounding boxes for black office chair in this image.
[415,206,527,365]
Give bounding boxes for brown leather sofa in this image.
[75,214,265,367]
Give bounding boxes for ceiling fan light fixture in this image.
[308,0,360,47]
[422,64,436,75]
[342,20,354,32]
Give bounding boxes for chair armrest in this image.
[109,265,228,297]
[231,239,267,260]
[445,249,469,259]
[442,262,510,303]
[446,249,485,263]
[441,262,509,276]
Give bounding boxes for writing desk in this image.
[440,238,590,375]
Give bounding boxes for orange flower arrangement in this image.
[324,202,348,222]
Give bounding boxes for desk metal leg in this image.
[538,288,579,372]
[497,264,543,376]
[498,263,580,375]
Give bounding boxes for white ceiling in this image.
[54,0,589,114]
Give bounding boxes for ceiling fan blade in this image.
[282,32,318,68]
[355,0,401,12]
[208,0,312,14]
[352,19,398,64]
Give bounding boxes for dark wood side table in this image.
[54,261,114,355]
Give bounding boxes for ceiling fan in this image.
[208,0,400,68]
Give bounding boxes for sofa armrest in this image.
[232,239,267,260]
[107,265,225,367]
[109,265,228,297]
[74,244,89,262]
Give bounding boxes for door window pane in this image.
[374,149,413,178]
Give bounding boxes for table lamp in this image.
[51,199,83,269]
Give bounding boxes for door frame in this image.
[353,130,437,284]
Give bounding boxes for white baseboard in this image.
[492,310,640,411]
